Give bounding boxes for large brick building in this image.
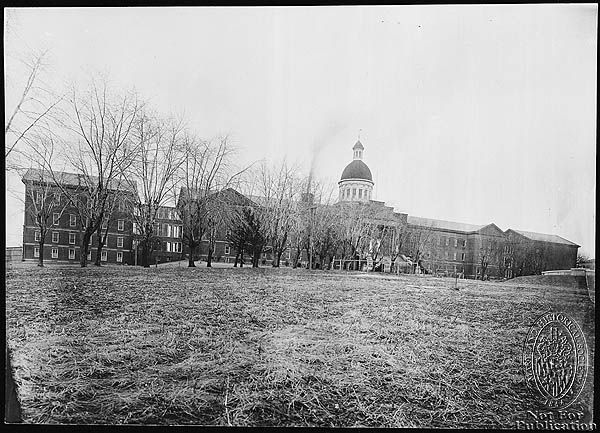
[20,140,579,276]
[334,140,579,278]
[22,169,136,265]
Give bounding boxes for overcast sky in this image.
[4,5,597,256]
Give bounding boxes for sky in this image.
[4,5,597,256]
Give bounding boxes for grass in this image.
[5,263,595,427]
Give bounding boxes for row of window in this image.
[33,247,124,262]
[438,237,468,248]
[343,187,371,200]
[34,191,130,213]
[164,241,183,253]
[50,213,126,231]
[423,251,466,261]
[34,231,126,248]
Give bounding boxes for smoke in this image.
[307,118,347,194]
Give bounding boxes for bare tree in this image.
[251,161,301,267]
[21,164,69,266]
[5,50,63,170]
[404,225,435,274]
[47,77,141,267]
[387,222,410,273]
[177,134,247,267]
[126,111,186,267]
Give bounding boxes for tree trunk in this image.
[95,242,104,267]
[273,248,282,268]
[141,234,152,268]
[188,243,196,267]
[207,243,213,267]
[142,242,151,268]
[80,235,90,267]
[37,240,44,267]
[234,252,239,267]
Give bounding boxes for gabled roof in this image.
[509,229,580,247]
[22,168,136,193]
[178,187,258,208]
[407,215,486,233]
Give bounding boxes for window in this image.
[101,250,107,261]
[51,248,58,259]
[438,237,442,246]
[35,191,42,204]
[87,250,91,261]
[34,247,40,258]
[34,231,41,242]
[117,237,124,248]
[52,232,59,243]
[446,251,450,259]
[70,214,76,227]
[287,249,291,260]
[69,233,76,245]
[463,239,467,247]
[53,213,60,225]
[453,252,457,260]
[224,245,230,255]
[132,222,139,235]
[116,252,123,263]
[53,193,60,205]
[461,253,465,261]
[358,189,362,199]
[117,219,124,231]
[102,219,108,230]
[445,237,449,246]
[262,252,266,259]
[454,238,458,247]
[165,241,171,252]
[69,249,75,260]
[225,229,231,238]
[352,188,356,197]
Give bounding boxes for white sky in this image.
[4,5,597,256]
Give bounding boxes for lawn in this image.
[5,263,595,427]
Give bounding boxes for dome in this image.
[340,160,373,182]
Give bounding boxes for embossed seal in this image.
[522,312,588,409]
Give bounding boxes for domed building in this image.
[338,140,374,202]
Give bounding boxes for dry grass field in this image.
[5,263,595,427]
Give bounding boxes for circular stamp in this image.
[522,311,589,409]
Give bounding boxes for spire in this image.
[353,133,364,160]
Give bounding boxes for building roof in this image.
[511,229,580,247]
[340,160,373,182]
[407,215,486,233]
[179,187,258,208]
[353,140,364,150]
[22,168,136,193]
